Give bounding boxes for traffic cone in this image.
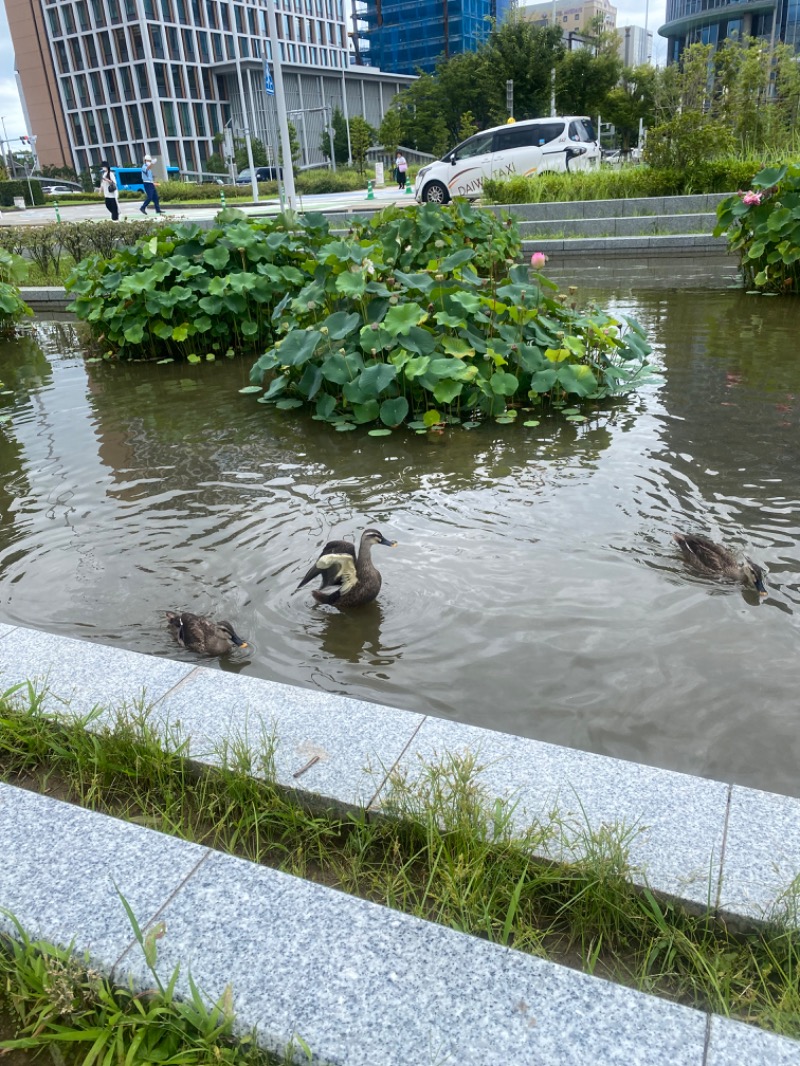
[53,200,62,223]
[404,175,412,195]
[367,179,374,200]
[220,188,227,208]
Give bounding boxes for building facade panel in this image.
[660,0,800,61]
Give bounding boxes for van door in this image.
[445,131,495,198]
[490,125,543,182]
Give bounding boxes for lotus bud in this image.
[370,322,379,331]
[307,300,316,310]
[389,295,399,304]
[568,286,578,295]
[530,252,547,269]
[435,273,444,280]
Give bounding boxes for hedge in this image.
[0,181,45,208]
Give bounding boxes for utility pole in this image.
[264,0,298,210]
[550,0,557,117]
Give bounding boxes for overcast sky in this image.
[0,0,667,143]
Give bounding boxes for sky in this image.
[0,0,667,145]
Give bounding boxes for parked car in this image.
[235,167,282,185]
[414,116,601,205]
[42,185,78,194]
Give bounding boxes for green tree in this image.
[331,107,350,165]
[482,19,564,122]
[457,110,479,142]
[348,115,374,174]
[378,106,404,156]
[600,65,656,150]
[279,123,301,167]
[556,47,621,118]
[396,73,449,153]
[234,136,268,169]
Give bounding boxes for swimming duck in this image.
[296,527,397,608]
[165,611,248,655]
[673,533,767,597]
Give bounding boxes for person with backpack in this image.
[99,162,119,220]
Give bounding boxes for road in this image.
[2,183,418,226]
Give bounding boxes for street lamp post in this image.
[550,0,557,117]
[1,117,14,178]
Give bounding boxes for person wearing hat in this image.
[140,154,162,215]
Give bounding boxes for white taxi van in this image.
[414,116,600,204]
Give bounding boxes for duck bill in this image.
[231,631,248,647]
[756,583,768,599]
[381,537,398,547]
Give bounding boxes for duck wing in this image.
[165,611,204,649]
[673,533,736,573]
[296,540,358,594]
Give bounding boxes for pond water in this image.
[1,287,799,797]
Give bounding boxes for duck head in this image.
[743,559,767,598]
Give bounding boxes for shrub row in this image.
[482,160,766,205]
[0,180,45,208]
[0,220,159,282]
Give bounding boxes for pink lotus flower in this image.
[530,252,548,269]
[739,190,763,206]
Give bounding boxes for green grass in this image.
[1,681,800,1055]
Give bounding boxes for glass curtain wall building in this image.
[660,0,800,63]
[363,0,512,75]
[7,0,414,174]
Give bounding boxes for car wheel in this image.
[423,181,449,205]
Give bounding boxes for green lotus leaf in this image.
[380,396,409,426]
[263,374,288,400]
[277,329,324,367]
[440,336,474,358]
[433,379,463,404]
[324,311,362,340]
[297,363,324,400]
[358,362,397,396]
[239,385,263,394]
[203,245,230,270]
[383,303,428,335]
[315,393,337,420]
[352,400,380,423]
[335,271,367,298]
[439,248,475,272]
[489,371,519,396]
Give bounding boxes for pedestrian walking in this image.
[99,161,119,221]
[140,155,163,215]
[395,151,407,191]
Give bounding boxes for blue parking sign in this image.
[264,62,275,96]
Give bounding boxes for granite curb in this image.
[1,623,799,1063]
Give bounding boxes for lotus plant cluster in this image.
[716,164,800,294]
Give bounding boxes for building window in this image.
[161,0,174,20]
[176,0,188,22]
[63,6,76,34]
[172,64,185,96]
[154,64,168,95]
[62,78,76,108]
[162,101,177,136]
[115,28,130,62]
[112,106,128,141]
[135,64,149,95]
[90,71,104,101]
[85,35,99,68]
[105,69,119,102]
[120,66,134,100]
[76,1,90,30]
[69,38,85,71]
[187,66,200,96]
[193,101,206,133]
[143,101,158,136]
[150,25,166,59]
[90,0,106,25]
[182,28,196,58]
[128,105,143,137]
[48,8,62,35]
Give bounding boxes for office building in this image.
[660,0,800,63]
[7,0,414,175]
[617,23,651,66]
[519,0,616,36]
[363,0,513,76]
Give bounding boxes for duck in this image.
[672,533,767,597]
[165,611,248,655]
[296,527,397,608]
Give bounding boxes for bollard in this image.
[53,200,62,224]
[366,179,374,200]
[404,176,412,195]
[220,188,227,209]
